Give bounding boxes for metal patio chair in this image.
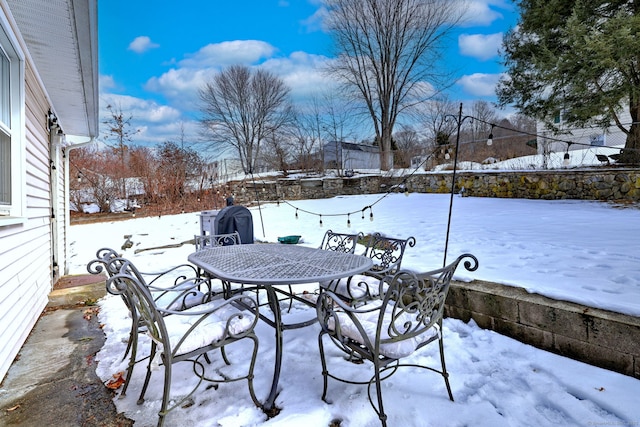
[322,233,416,305]
[320,229,364,254]
[193,231,244,297]
[293,230,366,308]
[316,253,478,427]
[194,231,242,249]
[87,248,212,396]
[105,256,260,427]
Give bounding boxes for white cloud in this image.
[128,36,160,54]
[178,40,276,68]
[98,93,197,146]
[457,73,504,97]
[301,6,328,33]
[459,33,503,60]
[144,68,217,112]
[261,51,335,101]
[102,94,181,123]
[459,0,510,27]
[145,48,335,110]
[99,74,117,91]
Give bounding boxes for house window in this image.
[1,46,11,205]
[0,12,25,221]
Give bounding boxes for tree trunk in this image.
[380,128,392,171]
[622,101,640,164]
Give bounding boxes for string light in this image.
[369,208,374,222]
[347,213,351,228]
[295,208,298,219]
[319,214,323,227]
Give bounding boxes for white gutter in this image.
[62,137,96,274]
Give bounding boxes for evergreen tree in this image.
[497,0,640,164]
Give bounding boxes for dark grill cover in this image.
[214,205,254,244]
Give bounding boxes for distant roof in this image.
[6,0,98,139]
[324,141,379,153]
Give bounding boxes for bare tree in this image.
[463,100,499,143]
[199,65,293,174]
[418,96,459,145]
[70,146,120,213]
[393,125,423,168]
[128,146,160,203]
[102,104,139,205]
[325,0,462,170]
[261,130,293,174]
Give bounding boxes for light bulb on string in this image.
[319,214,323,227]
[369,208,374,222]
[295,208,298,219]
[347,213,351,228]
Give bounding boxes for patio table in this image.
[188,243,373,413]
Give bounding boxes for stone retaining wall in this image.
[446,281,640,379]
[232,168,640,204]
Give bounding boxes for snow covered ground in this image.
[68,193,640,427]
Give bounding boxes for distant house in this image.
[323,141,381,170]
[536,110,628,158]
[0,0,98,381]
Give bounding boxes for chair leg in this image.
[318,333,330,402]
[438,336,454,401]
[121,326,138,396]
[373,365,388,427]
[286,285,294,313]
[138,341,156,405]
[157,357,172,427]
[220,346,231,365]
[246,333,261,407]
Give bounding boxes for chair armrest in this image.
[151,276,212,311]
[139,263,200,288]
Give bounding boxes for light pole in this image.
[443,103,473,267]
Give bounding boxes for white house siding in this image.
[0,57,54,381]
[536,110,630,156]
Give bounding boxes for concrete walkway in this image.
[0,276,132,426]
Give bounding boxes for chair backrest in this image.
[194,231,241,250]
[105,257,170,348]
[363,233,416,276]
[319,229,364,254]
[87,247,122,278]
[378,253,478,346]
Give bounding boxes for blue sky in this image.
[98,0,518,147]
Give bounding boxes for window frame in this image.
[0,9,26,226]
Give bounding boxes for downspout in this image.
[62,137,95,275]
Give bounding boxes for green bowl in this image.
[278,235,301,244]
